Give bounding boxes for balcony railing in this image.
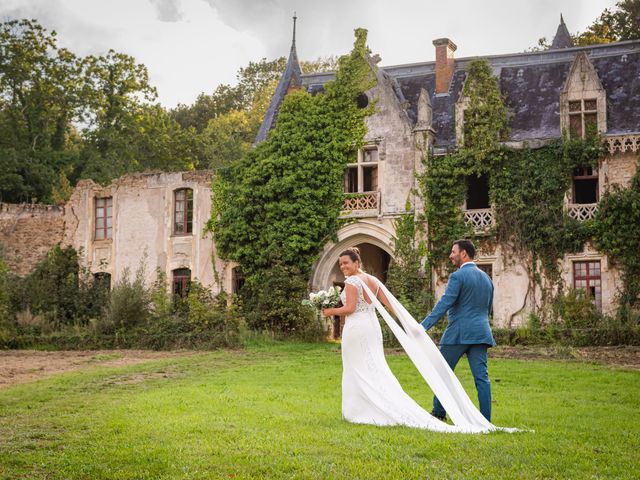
[604,134,640,155]
[463,208,494,234]
[567,203,598,221]
[341,191,380,217]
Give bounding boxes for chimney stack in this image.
[433,38,457,94]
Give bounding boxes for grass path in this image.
[1,342,638,479]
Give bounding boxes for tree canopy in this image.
[532,0,640,50]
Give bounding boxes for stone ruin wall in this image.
[0,203,66,277]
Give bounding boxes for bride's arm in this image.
[373,281,396,316]
[322,284,357,317]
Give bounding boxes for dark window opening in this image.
[362,166,378,192]
[345,167,358,193]
[172,268,191,298]
[477,264,493,279]
[572,166,598,204]
[93,272,111,290]
[574,179,598,203]
[356,93,369,109]
[174,189,193,235]
[232,267,245,294]
[466,174,490,209]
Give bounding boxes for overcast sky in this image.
[1,0,617,108]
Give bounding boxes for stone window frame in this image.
[572,165,599,204]
[173,188,193,236]
[567,98,599,139]
[94,196,113,240]
[172,268,191,298]
[559,53,607,139]
[344,145,380,194]
[476,262,493,279]
[572,260,602,311]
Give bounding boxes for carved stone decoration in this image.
[560,52,607,136]
[416,88,433,130]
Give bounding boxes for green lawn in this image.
[1,342,638,479]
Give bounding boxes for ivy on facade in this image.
[593,164,640,318]
[207,29,376,332]
[386,210,432,320]
[417,58,640,321]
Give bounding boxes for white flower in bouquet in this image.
[302,286,342,313]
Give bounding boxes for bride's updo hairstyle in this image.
[339,247,361,264]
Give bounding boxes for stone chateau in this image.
[1,17,638,334]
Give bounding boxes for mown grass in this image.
[1,342,638,479]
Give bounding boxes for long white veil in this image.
[357,277,519,433]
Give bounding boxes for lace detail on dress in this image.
[342,276,375,314]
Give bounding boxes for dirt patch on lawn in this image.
[490,345,640,370]
[0,350,200,389]
[1,346,638,389]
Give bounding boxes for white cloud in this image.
[149,0,184,22]
[0,0,619,107]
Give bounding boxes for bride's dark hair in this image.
[339,247,361,263]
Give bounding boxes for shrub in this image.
[241,264,320,338]
[100,265,151,334]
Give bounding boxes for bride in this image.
[322,247,511,434]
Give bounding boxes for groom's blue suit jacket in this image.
[421,262,496,346]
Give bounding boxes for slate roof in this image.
[254,23,302,145]
[551,15,574,49]
[301,40,640,150]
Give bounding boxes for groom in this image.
[421,239,495,422]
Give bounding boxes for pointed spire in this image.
[551,13,574,50]
[254,14,303,145]
[292,12,297,48]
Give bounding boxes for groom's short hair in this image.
[453,239,475,259]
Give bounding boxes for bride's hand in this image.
[322,308,331,317]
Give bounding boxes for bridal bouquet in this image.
[302,286,342,313]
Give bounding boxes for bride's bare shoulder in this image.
[362,273,379,288]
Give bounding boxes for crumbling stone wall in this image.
[0,203,65,276]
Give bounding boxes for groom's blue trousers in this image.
[432,344,492,422]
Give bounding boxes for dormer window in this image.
[560,52,606,138]
[569,99,598,138]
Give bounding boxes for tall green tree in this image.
[575,0,640,45]
[79,50,201,182]
[532,0,640,50]
[171,57,287,133]
[0,19,83,202]
[175,56,339,170]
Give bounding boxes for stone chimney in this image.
[433,38,457,94]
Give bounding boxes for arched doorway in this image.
[328,242,391,339]
[327,242,391,285]
[311,220,396,339]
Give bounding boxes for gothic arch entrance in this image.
[311,221,395,338]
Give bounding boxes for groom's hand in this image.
[420,316,431,331]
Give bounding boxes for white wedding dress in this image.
[340,275,517,434]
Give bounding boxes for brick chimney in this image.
[433,38,457,94]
